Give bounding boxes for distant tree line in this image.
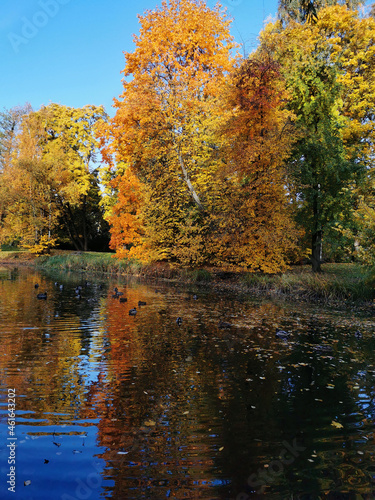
[1,0,374,271]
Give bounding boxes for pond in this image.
[0,266,375,499]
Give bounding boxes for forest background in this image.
[1,0,375,275]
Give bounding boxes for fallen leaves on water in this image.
[331,420,343,429]
[143,420,156,427]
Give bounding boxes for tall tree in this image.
[0,106,31,235]
[98,0,238,265]
[0,104,108,252]
[214,54,301,272]
[261,5,375,271]
[34,103,109,251]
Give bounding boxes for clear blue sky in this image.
[0,0,279,117]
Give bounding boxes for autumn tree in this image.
[0,104,108,252]
[0,106,31,238]
[35,103,109,251]
[98,0,238,265]
[0,108,57,251]
[261,5,375,271]
[213,54,301,271]
[278,0,363,24]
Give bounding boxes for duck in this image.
[37,292,47,300]
[275,328,291,339]
[119,297,128,303]
[34,283,39,289]
[138,300,146,306]
[113,287,124,298]
[129,308,137,316]
[176,317,183,326]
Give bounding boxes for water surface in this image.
[0,266,374,499]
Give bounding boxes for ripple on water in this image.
[1,269,375,499]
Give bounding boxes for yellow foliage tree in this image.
[0,104,107,252]
[97,0,238,265]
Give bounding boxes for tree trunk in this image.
[311,181,322,272]
[58,198,83,251]
[82,194,88,251]
[311,230,322,273]
[177,151,203,211]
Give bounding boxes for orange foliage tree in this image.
[97,0,237,265]
[213,54,301,271]
[98,0,300,271]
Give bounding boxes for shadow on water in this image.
[0,266,374,499]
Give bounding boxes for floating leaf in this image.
[144,420,156,427]
[331,421,343,429]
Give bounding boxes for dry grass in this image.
[1,249,373,303]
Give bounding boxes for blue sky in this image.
[0,0,279,117]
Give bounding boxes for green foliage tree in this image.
[261,5,375,271]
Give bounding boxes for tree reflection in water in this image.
[0,266,374,499]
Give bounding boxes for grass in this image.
[241,263,375,303]
[36,251,142,275]
[0,249,373,304]
[0,244,22,252]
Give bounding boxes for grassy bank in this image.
[241,263,375,303]
[0,249,374,305]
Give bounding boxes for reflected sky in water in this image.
[0,266,375,499]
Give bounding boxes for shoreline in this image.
[1,250,374,310]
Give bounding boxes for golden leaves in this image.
[99,1,300,272]
[0,103,107,252]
